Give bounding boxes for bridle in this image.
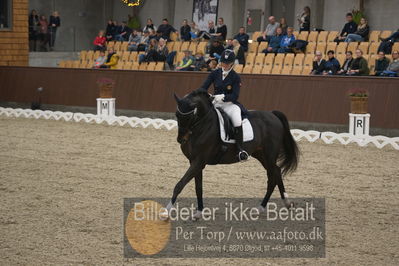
[176,103,213,142]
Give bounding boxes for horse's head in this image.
[174,89,212,144]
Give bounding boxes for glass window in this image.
[0,0,12,30]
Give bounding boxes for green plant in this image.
[351,9,365,25]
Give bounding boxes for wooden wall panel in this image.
[0,67,398,129]
[0,0,29,66]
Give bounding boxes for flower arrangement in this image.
[97,78,115,98]
[97,78,115,87]
[351,9,365,25]
[348,88,368,98]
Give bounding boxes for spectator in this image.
[158,18,177,41]
[257,16,280,43]
[280,17,288,34]
[93,30,107,51]
[93,50,107,68]
[233,27,249,52]
[127,29,142,51]
[381,50,399,77]
[374,51,390,76]
[278,27,295,53]
[337,51,354,75]
[208,40,225,61]
[143,18,157,32]
[139,39,158,63]
[48,11,60,51]
[105,20,116,41]
[115,21,131,41]
[324,50,340,75]
[176,50,195,71]
[38,15,49,51]
[192,51,207,71]
[262,27,283,54]
[213,17,227,41]
[155,38,169,62]
[29,10,40,51]
[206,59,218,71]
[334,13,358,43]
[345,17,369,42]
[137,30,150,51]
[311,51,327,75]
[189,21,200,40]
[232,40,245,65]
[102,47,119,69]
[198,20,216,40]
[225,39,234,50]
[180,19,191,41]
[298,6,311,32]
[347,49,369,76]
[378,29,399,54]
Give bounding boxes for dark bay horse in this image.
[166,90,299,216]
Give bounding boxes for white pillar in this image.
[97,98,116,117]
[349,113,370,136]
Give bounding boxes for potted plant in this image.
[348,88,368,114]
[97,78,115,98]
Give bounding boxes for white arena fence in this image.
[1,107,398,150]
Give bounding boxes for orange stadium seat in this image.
[380,31,392,40]
[114,42,121,51]
[369,31,381,42]
[131,62,139,70]
[188,42,197,54]
[129,52,138,62]
[155,62,164,71]
[392,42,399,52]
[336,42,348,55]
[308,31,318,43]
[316,42,327,54]
[248,42,258,53]
[258,42,268,53]
[121,51,130,62]
[138,63,148,70]
[234,64,244,73]
[347,42,358,54]
[166,41,174,51]
[369,42,380,55]
[358,42,369,55]
[326,42,337,53]
[261,66,272,74]
[174,52,184,64]
[306,42,316,54]
[86,50,94,61]
[147,62,157,71]
[58,60,66,67]
[72,60,80,68]
[336,54,345,66]
[121,42,129,51]
[180,42,190,51]
[291,67,302,75]
[273,53,285,68]
[283,53,294,68]
[170,31,178,41]
[196,42,207,54]
[303,54,314,68]
[271,67,282,75]
[317,31,328,43]
[252,65,262,74]
[297,31,309,41]
[242,65,253,74]
[264,53,275,68]
[246,53,255,66]
[173,41,182,51]
[281,66,292,75]
[293,31,299,39]
[122,62,133,70]
[252,31,262,41]
[293,53,304,67]
[79,50,87,61]
[254,54,265,66]
[302,67,312,75]
[327,31,339,42]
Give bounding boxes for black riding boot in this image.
[234,126,249,161]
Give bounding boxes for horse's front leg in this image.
[193,170,204,220]
[166,159,205,214]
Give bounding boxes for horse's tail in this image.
[272,110,300,176]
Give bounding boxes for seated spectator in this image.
[233,27,249,52]
[208,40,225,61]
[381,50,399,77]
[345,17,369,42]
[225,39,234,50]
[115,21,131,41]
[198,20,216,40]
[158,18,177,41]
[137,30,150,51]
[143,18,157,32]
[155,38,169,62]
[105,20,116,41]
[189,21,200,40]
[298,6,311,32]
[346,49,369,76]
[232,40,245,65]
[334,13,358,43]
[337,51,354,75]
[206,59,218,71]
[311,51,327,75]
[257,16,280,43]
[280,17,288,35]
[262,27,283,54]
[93,50,107,68]
[192,51,207,71]
[180,19,191,41]
[176,50,195,71]
[139,39,158,63]
[93,30,107,51]
[278,27,295,53]
[378,29,399,54]
[127,29,142,51]
[374,51,390,76]
[324,50,340,75]
[213,17,227,41]
[101,47,119,69]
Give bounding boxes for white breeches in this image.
[214,101,242,127]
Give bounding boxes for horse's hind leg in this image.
[276,173,294,208]
[253,151,277,208]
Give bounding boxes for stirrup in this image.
[238,150,249,161]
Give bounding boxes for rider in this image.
[200,49,249,161]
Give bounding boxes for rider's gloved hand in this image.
[213,94,225,104]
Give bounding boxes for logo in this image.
[227,85,232,90]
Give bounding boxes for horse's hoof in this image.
[283,199,294,209]
[159,209,170,220]
[257,205,266,213]
[192,210,202,220]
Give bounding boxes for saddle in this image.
[215,107,254,143]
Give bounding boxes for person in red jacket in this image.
[93,30,107,51]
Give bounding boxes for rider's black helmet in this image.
[220,49,236,64]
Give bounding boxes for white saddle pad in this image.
[215,108,254,143]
